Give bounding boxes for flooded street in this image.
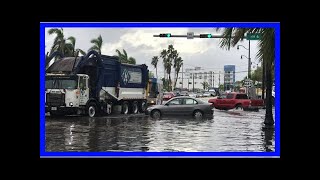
[45,102,275,152]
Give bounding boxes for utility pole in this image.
[248,40,251,79]
[182,64,183,89]
[211,71,214,88]
[219,71,220,87]
[192,73,195,92]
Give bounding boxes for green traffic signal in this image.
[200,34,212,38]
[167,34,171,37]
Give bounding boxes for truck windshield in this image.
[46,79,77,89]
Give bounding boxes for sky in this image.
[45,28,261,83]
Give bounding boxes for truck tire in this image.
[104,102,113,115]
[139,100,147,113]
[130,101,139,114]
[87,102,98,117]
[121,101,129,114]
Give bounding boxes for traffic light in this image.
[200,34,212,38]
[159,33,171,37]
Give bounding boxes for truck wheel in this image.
[121,101,129,114]
[139,100,147,113]
[131,101,139,114]
[87,102,98,117]
[105,102,113,115]
[235,104,243,110]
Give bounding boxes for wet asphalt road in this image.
[45,98,275,152]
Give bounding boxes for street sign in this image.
[187,32,194,39]
[246,33,261,40]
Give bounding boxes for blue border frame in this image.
[40,22,280,157]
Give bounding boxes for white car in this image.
[188,92,197,98]
[203,92,211,97]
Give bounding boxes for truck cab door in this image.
[79,76,89,105]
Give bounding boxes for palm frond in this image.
[67,36,76,47]
[77,49,87,56]
[231,28,248,46]
[219,28,234,50]
[128,57,136,65]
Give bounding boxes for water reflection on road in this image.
[46,108,275,152]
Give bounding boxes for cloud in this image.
[45,27,261,83]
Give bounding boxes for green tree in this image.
[89,35,103,55]
[201,81,209,90]
[173,56,183,89]
[151,56,159,78]
[47,28,76,58]
[217,28,274,126]
[115,49,136,65]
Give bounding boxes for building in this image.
[224,65,235,91]
[175,67,215,92]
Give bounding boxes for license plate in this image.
[51,107,57,110]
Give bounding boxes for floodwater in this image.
[45,107,275,152]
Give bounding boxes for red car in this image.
[208,92,264,111]
[163,92,175,101]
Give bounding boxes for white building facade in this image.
[175,67,215,91]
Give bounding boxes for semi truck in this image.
[45,50,149,117]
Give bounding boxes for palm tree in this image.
[160,49,168,82]
[173,56,183,89]
[151,56,159,78]
[217,28,274,126]
[89,35,103,55]
[48,28,76,58]
[115,49,136,65]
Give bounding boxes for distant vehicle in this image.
[202,91,211,97]
[188,92,197,98]
[208,92,264,111]
[180,91,189,96]
[163,92,175,101]
[146,96,214,119]
[147,78,163,106]
[208,89,216,96]
[196,92,203,98]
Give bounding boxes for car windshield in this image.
[46,79,77,89]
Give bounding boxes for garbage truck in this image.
[45,50,149,117]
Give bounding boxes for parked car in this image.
[202,91,211,97]
[196,92,203,98]
[180,91,189,96]
[208,89,216,96]
[188,92,197,98]
[208,92,264,111]
[163,92,175,101]
[146,96,214,119]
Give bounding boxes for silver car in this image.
[146,96,214,119]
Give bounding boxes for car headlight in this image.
[151,100,154,104]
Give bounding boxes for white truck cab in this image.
[45,73,90,116]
